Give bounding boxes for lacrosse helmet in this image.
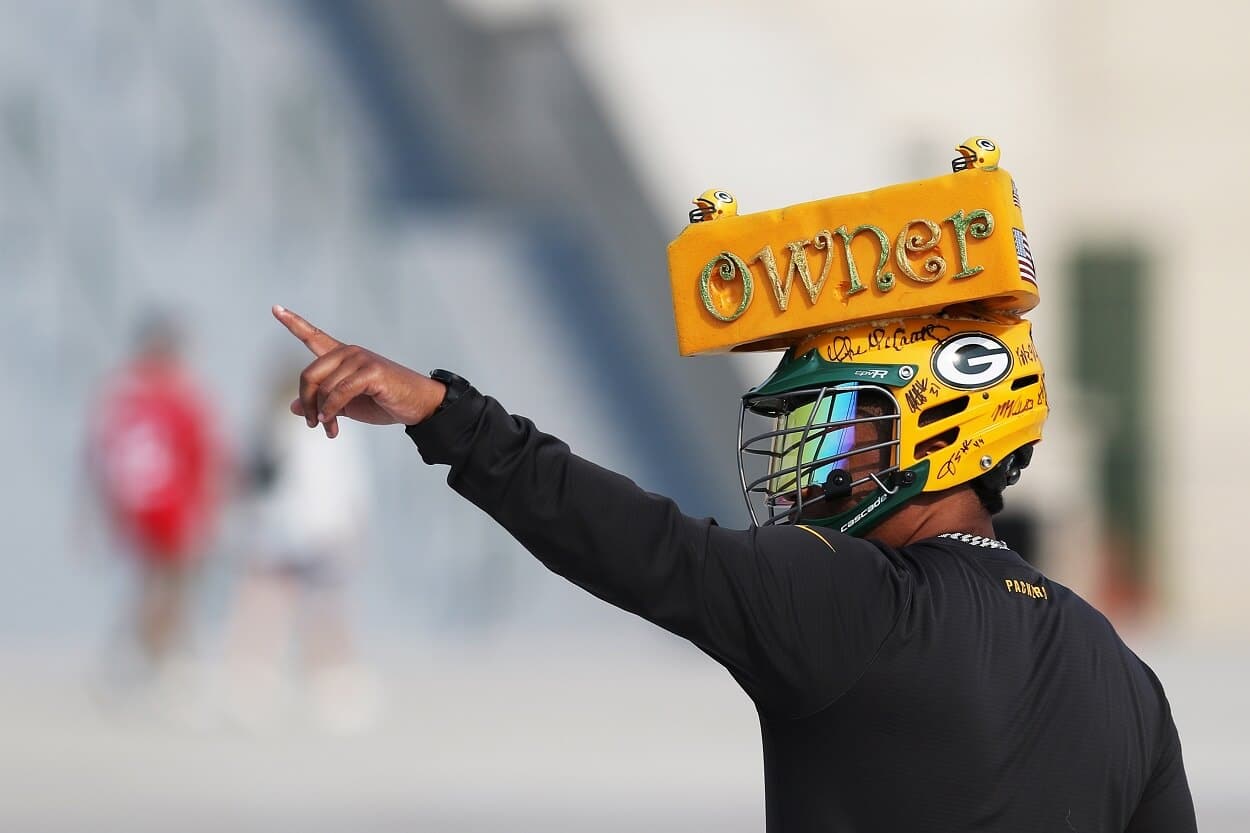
[739,314,1045,536]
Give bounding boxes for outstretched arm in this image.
[273,306,908,716]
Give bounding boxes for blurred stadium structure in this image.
[1,0,1246,830]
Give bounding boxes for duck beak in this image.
[688,198,717,223]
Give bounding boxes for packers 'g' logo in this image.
[931,333,1013,390]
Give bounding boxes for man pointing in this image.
[273,302,1194,832]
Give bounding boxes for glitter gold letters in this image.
[834,224,894,293]
[699,252,754,322]
[695,208,999,324]
[751,231,836,312]
[945,209,995,279]
[895,220,947,284]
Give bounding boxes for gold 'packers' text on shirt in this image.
[1004,578,1048,600]
[699,209,995,322]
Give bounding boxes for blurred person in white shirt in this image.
[222,363,381,734]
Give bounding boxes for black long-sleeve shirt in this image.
[406,389,1196,832]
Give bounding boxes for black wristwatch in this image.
[428,368,472,414]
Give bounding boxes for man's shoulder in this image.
[743,524,912,593]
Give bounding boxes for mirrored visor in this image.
[775,388,861,492]
[739,384,900,525]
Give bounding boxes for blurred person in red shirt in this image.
[87,312,227,690]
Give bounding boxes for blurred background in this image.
[1,0,1246,830]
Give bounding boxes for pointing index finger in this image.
[272,305,342,357]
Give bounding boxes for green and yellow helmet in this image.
[952,136,1001,172]
[738,314,1046,536]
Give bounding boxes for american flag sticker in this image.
[1011,179,1021,208]
[1013,228,1037,285]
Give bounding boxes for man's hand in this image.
[272,305,448,438]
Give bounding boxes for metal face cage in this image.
[738,383,902,527]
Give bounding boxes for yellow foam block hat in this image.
[668,142,1037,355]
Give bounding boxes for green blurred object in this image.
[1070,246,1150,582]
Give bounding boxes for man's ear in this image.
[915,432,954,459]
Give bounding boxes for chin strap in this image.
[825,467,918,499]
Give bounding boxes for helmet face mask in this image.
[740,384,903,528]
[738,316,1046,537]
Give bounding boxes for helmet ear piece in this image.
[1014,445,1034,468]
[982,445,1034,492]
[1004,444,1035,486]
[1004,457,1022,487]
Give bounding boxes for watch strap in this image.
[428,368,471,414]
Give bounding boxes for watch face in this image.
[438,370,468,383]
